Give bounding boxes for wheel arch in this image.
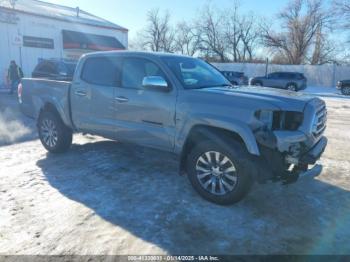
[38,102,71,131]
[179,124,259,175]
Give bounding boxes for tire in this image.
[231,81,238,86]
[341,86,350,96]
[253,82,262,86]
[186,139,254,205]
[286,83,297,91]
[38,111,72,153]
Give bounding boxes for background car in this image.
[221,71,248,85]
[250,71,307,91]
[32,59,77,81]
[336,80,350,96]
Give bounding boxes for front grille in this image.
[312,103,327,138]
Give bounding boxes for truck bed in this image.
[20,78,73,127]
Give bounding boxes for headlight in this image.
[255,110,274,129]
[255,110,303,131]
[284,111,303,130]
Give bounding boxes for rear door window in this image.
[81,57,120,86]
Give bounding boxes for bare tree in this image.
[309,23,336,64]
[237,14,261,61]
[174,21,200,56]
[133,3,261,61]
[140,9,175,52]
[224,2,241,62]
[334,0,350,41]
[195,5,228,62]
[261,0,332,64]
[223,2,261,62]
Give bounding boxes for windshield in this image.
[161,56,230,89]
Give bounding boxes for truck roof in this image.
[81,51,193,59]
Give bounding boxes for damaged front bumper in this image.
[253,97,328,184]
[299,136,327,165]
[281,136,327,184]
[274,130,328,166]
[254,133,328,184]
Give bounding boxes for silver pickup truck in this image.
[19,51,328,205]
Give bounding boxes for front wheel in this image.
[38,111,72,153]
[187,140,253,205]
[341,86,350,96]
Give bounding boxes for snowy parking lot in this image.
[0,88,350,255]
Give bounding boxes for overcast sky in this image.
[45,0,288,39]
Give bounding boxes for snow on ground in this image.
[0,93,349,255]
[303,86,349,99]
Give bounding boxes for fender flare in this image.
[175,114,260,156]
[33,96,71,127]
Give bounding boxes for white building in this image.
[0,0,128,88]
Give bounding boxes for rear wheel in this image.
[286,83,297,91]
[253,82,262,86]
[38,111,72,153]
[341,86,350,96]
[187,140,254,205]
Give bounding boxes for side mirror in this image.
[142,76,170,92]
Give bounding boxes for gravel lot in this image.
[0,93,349,255]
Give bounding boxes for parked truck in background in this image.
[19,51,328,205]
[32,59,77,82]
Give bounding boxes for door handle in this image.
[75,90,87,97]
[115,96,129,103]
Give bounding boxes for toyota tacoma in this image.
[19,51,328,205]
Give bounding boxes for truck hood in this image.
[200,86,315,111]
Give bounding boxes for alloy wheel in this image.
[287,85,296,91]
[195,151,238,195]
[41,119,58,148]
[343,87,350,95]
